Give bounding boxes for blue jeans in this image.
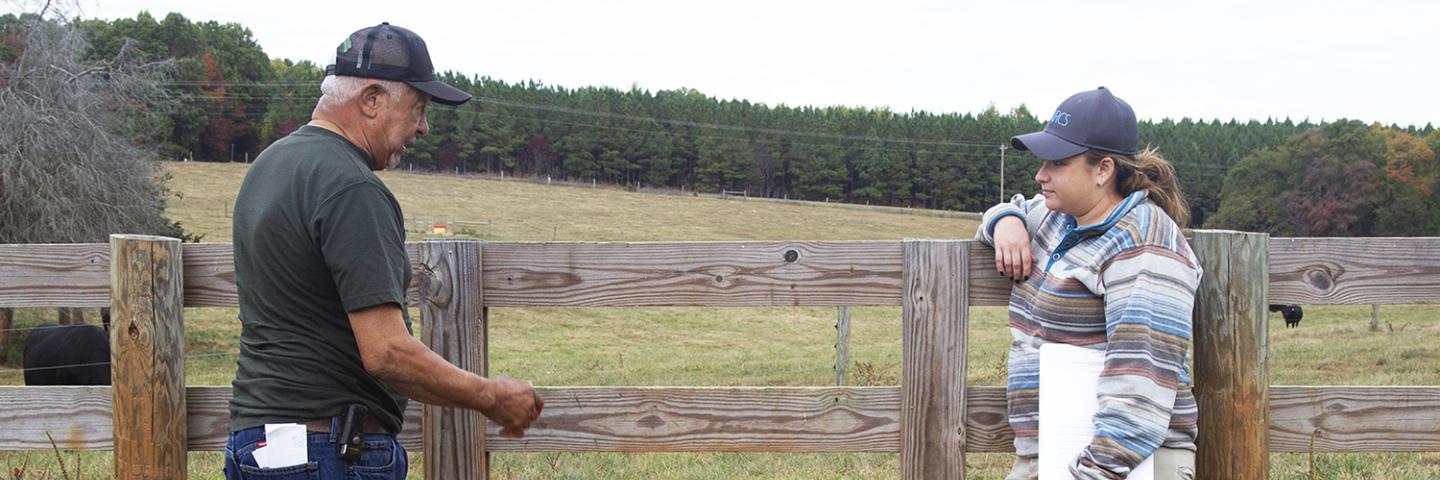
[223,418,407,479]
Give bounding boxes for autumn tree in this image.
[1210,120,1438,236]
[1374,128,1439,235]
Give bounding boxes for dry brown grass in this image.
[164,162,977,244]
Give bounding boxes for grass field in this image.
[2,162,1438,479]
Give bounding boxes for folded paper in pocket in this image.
[251,423,307,469]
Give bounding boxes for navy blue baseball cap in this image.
[1011,87,1138,160]
[325,22,472,106]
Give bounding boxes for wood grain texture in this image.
[1269,237,1440,304]
[176,243,239,308]
[418,241,489,480]
[2,241,911,307]
[1192,230,1269,480]
[9,238,1440,307]
[481,241,905,306]
[965,243,1017,306]
[488,387,904,452]
[6,386,1440,453]
[0,386,116,450]
[0,243,110,307]
[900,240,968,479]
[0,386,913,452]
[109,235,187,480]
[1268,386,1440,452]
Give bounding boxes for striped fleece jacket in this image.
[975,190,1201,480]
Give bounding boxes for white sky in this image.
[36,0,1440,127]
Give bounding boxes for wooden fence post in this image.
[419,241,489,480]
[1192,230,1269,479]
[109,234,185,479]
[900,240,968,479]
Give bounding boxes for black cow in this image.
[1268,304,1303,328]
[23,321,111,385]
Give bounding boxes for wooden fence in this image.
[2,233,1440,478]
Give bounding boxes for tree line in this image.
[1213,120,1440,236]
[4,11,1437,234]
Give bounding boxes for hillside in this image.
[165,162,979,244]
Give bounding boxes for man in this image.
[225,23,542,478]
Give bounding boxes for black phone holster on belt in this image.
[336,404,369,463]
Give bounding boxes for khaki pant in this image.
[1006,448,1195,480]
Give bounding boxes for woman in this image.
[976,87,1200,480]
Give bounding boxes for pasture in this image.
[2,162,1437,479]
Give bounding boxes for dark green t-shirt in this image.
[228,125,413,434]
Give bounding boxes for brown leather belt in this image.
[303,416,390,435]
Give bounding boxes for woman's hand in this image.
[993,216,1032,282]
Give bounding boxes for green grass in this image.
[1268,304,1440,386]
[3,162,1438,478]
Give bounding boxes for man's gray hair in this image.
[318,75,407,106]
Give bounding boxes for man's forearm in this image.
[367,335,494,411]
[348,304,494,411]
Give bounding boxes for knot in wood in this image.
[783,250,799,263]
[1304,267,1335,293]
[421,265,455,306]
[637,414,664,429]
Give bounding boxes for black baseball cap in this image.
[325,22,471,106]
[1011,87,1138,160]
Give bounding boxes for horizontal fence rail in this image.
[6,238,1440,308]
[483,241,907,307]
[3,386,1437,453]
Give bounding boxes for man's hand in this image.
[993,216,1033,282]
[482,375,544,437]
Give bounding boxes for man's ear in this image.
[357,83,386,119]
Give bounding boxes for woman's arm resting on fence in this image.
[349,303,543,437]
[1071,247,1199,480]
[975,193,1043,244]
[976,194,1046,281]
[992,217,1033,281]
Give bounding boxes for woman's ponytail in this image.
[1087,147,1190,228]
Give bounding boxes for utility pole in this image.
[999,144,1007,201]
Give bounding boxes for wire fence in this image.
[0,351,239,376]
[0,306,902,385]
[0,323,105,334]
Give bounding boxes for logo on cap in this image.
[1051,110,1071,127]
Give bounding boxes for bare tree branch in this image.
[0,16,181,243]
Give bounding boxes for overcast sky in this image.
[41,0,1440,127]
